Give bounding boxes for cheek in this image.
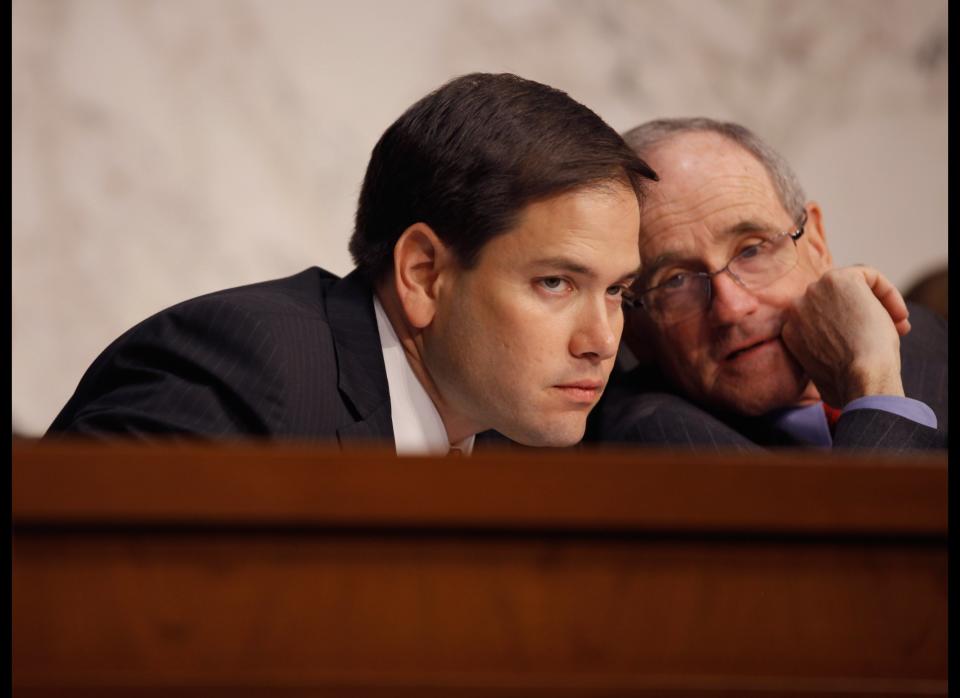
[662,322,709,365]
[513,320,563,370]
[752,285,803,318]
[471,299,554,376]
[774,265,821,303]
[657,323,722,391]
[493,291,567,348]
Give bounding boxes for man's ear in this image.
[802,201,833,272]
[392,222,451,329]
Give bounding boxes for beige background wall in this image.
[12,0,948,435]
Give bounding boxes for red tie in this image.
[822,402,842,435]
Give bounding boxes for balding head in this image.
[622,117,807,223]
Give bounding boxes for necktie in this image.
[447,447,463,457]
[822,402,842,435]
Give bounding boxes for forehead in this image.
[638,132,789,257]
[477,182,641,269]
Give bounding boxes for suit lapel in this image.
[335,403,394,443]
[325,270,394,444]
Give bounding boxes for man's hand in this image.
[780,265,908,407]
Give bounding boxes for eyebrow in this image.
[639,218,780,285]
[726,219,780,236]
[531,256,641,282]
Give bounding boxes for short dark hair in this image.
[350,73,658,282]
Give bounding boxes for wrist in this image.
[841,361,904,404]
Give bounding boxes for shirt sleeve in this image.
[842,395,938,429]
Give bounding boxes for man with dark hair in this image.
[49,73,657,454]
[589,117,946,450]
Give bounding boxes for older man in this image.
[49,73,656,454]
[591,118,946,450]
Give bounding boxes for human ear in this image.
[802,202,833,273]
[392,222,451,329]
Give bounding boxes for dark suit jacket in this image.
[587,302,948,451]
[48,268,395,446]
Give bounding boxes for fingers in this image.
[850,265,911,337]
[786,265,907,405]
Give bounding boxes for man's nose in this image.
[708,270,759,325]
[570,299,619,361]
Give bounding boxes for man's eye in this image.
[538,277,571,292]
[661,273,688,290]
[737,243,763,260]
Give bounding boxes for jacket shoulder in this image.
[166,266,341,320]
[47,267,356,438]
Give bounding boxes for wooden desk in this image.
[12,439,947,697]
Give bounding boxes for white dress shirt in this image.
[373,296,475,456]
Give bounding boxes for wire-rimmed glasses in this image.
[635,211,808,325]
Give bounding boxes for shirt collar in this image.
[373,295,475,456]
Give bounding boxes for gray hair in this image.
[621,118,807,221]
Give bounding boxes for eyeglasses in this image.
[634,212,808,325]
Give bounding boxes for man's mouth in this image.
[553,380,604,403]
[725,337,778,361]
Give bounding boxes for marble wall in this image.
[12,0,948,435]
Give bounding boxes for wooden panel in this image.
[12,439,948,696]
[13,439,947,534]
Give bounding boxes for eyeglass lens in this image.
[651,232,800,323]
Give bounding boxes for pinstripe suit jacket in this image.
[47,268,396,446]
[587,302,948,451]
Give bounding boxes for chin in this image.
[723,395,785,417]
[699,355,809,417]
[503,416,586,448]
[715,378,808,417]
